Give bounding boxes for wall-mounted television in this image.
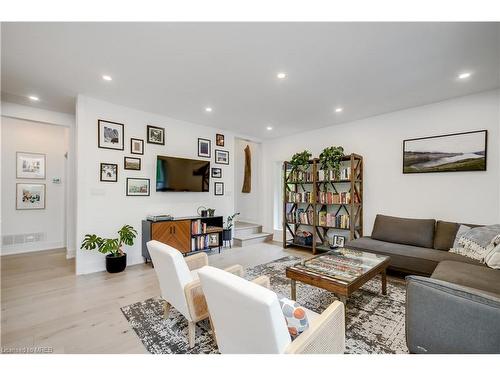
[156,155,210,192]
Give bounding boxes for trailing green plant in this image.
[80,224,137,257]
[290,150,312,172]
[224,212,240,230]
[319,146,344,179]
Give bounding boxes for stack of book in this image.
[286,208,314,224]
[317,168,351,181]
[288,170,314,182]
[191,235,209,251]
[287,191,314,203]
[317,191,352,204]
[317,211,350,228]
[191,219,207,234]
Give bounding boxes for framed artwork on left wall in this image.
[16,183,46,210]
[16,152,46,179]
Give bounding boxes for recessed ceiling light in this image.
[102,75,112,81]
[457,72,472,80]
[205,107,213,112]
[266,126,273,131]
[277,72,287,79]
[335,107,343,113]
[28,95,39,101]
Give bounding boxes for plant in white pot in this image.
[80,225,137,273]
[223,212,240,247]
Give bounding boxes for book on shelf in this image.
[288,169,314,183]
[287,208,314,225]
[316,212,350,229]
[286,191,314,204]
[191,233,219,251]
[191,219,207,235]
[317,167,351,181]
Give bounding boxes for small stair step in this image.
[233,232,273,247]
[234,221,263,236]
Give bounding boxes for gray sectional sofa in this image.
[346,214,500,354]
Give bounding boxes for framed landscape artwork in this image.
[215,149,229,165]
[214,182,224,196]
[403,130,487,174]
[100,163,118,182]
[198,138,211,158]
[147,125,165,145]
[98,120,124,150]
[16,152,46,179]
[130,138,144,155]
[126,178,150,196]
[124,157,141,170]
[16,183,46,210]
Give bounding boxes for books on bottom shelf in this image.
[317,211,350,229]
[191,233,219,251]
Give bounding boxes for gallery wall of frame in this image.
[76,95,237,274]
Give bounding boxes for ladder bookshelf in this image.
[282,153,363,254]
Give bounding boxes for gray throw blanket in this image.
[451,224,500,261]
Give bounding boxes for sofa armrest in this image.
[284,301,345,354]
[406,276,500,354]
[185,252,209,271]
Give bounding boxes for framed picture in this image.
[208,233,219,246]
[16,183,46,210]
[98,120,124,150]
[100,163,118,182]
[333,235,345,248]
[211,168,222,178]
[147,125,165,145]
[216,133,225,147]
[126,178,150,196]
[16,152,46,179]
[124,157,141,171]
[198,138,211,158]
[214,182,224,196]
[403,130,487,174]
[215,149,229,165]
[130,138,144,155]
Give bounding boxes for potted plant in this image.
[222,212,240,245]
[289,150,312,181]
[80,225,137,273]
[319,146,344,180]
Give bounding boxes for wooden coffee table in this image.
[285,248,390,308]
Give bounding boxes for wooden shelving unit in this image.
[282,153,363,254]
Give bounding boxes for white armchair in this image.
[198,265,345,354]
[146,240,244,348]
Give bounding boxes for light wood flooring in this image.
[1,242,308,353]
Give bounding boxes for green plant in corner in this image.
[224,212,240,230]
[290,150,312,172]
[80,224,138,257]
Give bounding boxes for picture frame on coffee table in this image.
[333,235,345,248]
[98,120,124,151]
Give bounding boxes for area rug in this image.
[121,256,408,354]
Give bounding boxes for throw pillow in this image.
[279,297,309,339]
[434,220,460,250]
[484,235,500,269]
[450,224,500,262]
[452,224,471,248]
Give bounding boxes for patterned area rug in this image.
[121,256,408,354]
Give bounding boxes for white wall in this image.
[1,117,68,254]
[261,90,500,238]
[234,138,262,224]
[75,96,236,274]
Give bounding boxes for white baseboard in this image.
[66,248,76,259]
[0,241,65,256]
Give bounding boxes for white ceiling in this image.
[2,22,499,139]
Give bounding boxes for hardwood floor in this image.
[1,243,308,353]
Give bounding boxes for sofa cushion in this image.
[434,220,460,250]
[346,237,482,275]
[431,261,500,298]
[371,214,436,248]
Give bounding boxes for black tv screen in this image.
[156,156,210,192]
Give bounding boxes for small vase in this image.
[106,253,127,273]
